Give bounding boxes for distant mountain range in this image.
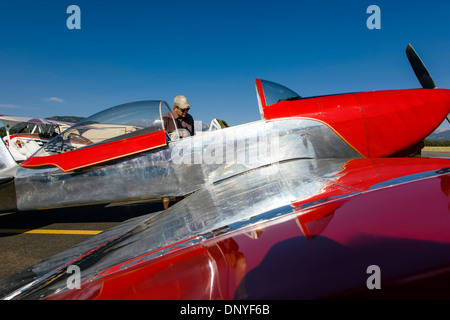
[46,116,85,124]
[427,128,450,141]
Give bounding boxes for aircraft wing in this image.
[1,156,450,300]
[0,115,74,128]
[0,115,42,127]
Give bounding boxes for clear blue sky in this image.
[0,0,449,128]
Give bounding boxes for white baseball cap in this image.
[174,95,191,109]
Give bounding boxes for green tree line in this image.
[424,139,450,147]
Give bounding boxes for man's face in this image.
[174,106,189,117]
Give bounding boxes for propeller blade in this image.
[406,43,437,89]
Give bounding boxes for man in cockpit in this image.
[163,95,195,137]
[162,95,194,210]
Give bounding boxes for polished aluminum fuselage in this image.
[13,119,359,211]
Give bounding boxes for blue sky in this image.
[0,0,449,128]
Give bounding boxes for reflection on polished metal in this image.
[14,119,359,211]
[0,136,17,172]
[2,157,349,299]
[3,159,450,299]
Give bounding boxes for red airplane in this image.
[257,44,449,158]
[0,44,450,300]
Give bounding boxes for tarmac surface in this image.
[0,150,449,286]
[0,200,166,282]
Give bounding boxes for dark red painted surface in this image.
[46,159,450,299]
[292,158,450,209]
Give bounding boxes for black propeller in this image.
[406,44,450,123]
[406,43,437,89]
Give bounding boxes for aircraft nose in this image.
[431,88,450,116]
[439,88,450,123]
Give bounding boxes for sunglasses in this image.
[178,107,190,112]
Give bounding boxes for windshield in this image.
[259,79,301,106]
[33,100,168,157]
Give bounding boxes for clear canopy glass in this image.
[260,79,301,106]
[33,100,170,157]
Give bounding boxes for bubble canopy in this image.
[20,101,171,171]
[33,100,171,157]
